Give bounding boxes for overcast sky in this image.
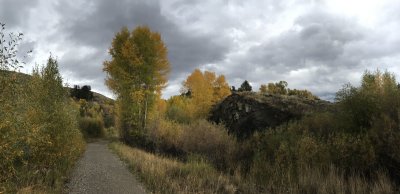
[1,0,400,100]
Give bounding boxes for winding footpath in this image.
[66,140,146,194]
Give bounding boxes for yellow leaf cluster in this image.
[182,69,231,118]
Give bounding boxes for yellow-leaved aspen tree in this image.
[103,26,170,146]
[182,69,231,119]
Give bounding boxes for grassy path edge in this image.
[109,142,238,194]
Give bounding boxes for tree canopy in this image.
[180,69,231,118]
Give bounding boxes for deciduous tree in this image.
[180,69,231,119]
[103,26,170,145]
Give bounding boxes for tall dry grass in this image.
[110,142,237,194]
[147,119,236,170]
[111,142,397,194]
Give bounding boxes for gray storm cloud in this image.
[1,0,400,100]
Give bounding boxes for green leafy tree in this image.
[103,26,170,146]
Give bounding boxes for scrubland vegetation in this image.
[0,24,118,193]
[2,21,400,193]
[0,25,85,193]
[104,26,400,193]
[77,99,106,138]
[110,69,400,194]
[110,142,237,194]
[0,26,85,193]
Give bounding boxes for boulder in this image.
[209,92,332,138]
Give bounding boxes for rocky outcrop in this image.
[209,92,332,138]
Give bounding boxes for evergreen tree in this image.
[238,80,252,92]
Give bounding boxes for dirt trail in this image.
[66,140,146,194]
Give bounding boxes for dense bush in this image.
[77,99,106,138]
[248,121,396,193]
[79,117,104,138]
[165,95,194,123]
[142,70,400,192]
[147,118,236,170]
[245,70,400,192]
[180,120,236,170]
[0,57,85,192]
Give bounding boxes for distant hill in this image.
[91,91,114,105]
[1,70,114,105]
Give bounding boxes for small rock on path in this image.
[66,140,146,194]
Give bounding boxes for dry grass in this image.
[249,165,396,194]
[110,141,398,194]
[109,142,237,194]
[297,166,395,194]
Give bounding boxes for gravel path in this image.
[66,140,147,194]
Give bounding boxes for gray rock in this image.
[209,92,332,139]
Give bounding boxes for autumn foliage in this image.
[165,69,231,122]
[0,59,85,192]
[0,24,85,192]
[260,80,319,99]
[104,26,170,147]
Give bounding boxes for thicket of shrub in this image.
[79,117,104,138]
[141,70,400,192]
[245,70,400,192]
[77,99,106,138]
[0,57,85,193]
[147,118,236,170]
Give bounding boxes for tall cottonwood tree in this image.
[103,26,170,145]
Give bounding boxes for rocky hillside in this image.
[209,92,332,138]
